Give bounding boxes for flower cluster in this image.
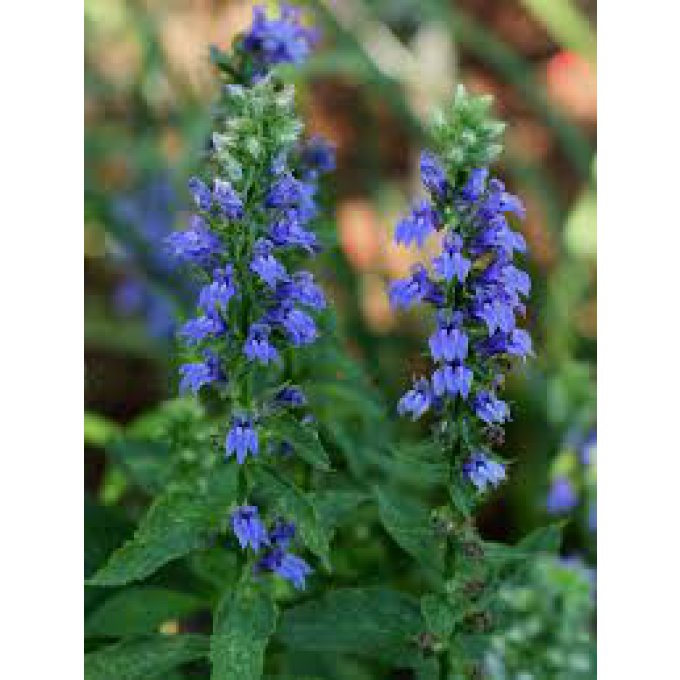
[166,6,333,590]
[231,506,312,590]
[390,85,532,494]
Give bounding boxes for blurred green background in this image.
[85,0,596,567]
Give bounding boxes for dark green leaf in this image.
[307,489,368,535]
[84,634,209,680]
[210,582,278,680]
[88,463,240,586]
[269,416,331,471]
[85,587,205,637]
[253,465,331,570]
[421,594,455,640]
[375,486,445,573]
[107,439,172,493]
[277,587,423,656]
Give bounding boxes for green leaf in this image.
[189,547,239,590]
[88,463,240,586]
[308,489,368,536]
[420,594,455,640]
[84,498,134,578]
[484,524,564,564]
[253,465,331,570]
[277,587,423,657]
[375,486,445,573]
[269,415,331,471]
[85,412,121,447]
[84,634,209,680]
[85,587,205,637]
[107,439,173,493]
[210,583,278,680]
[305,380,384,421]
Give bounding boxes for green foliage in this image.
[88,462,239,586]
[277,587,424,657]
[84,635,209,680]
[210,583,278,680]
[267,415,331,471]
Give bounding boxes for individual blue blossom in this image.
[506,328,533,359]
[397,377,433,420]
[178,315,226,346]
[389,264,442,310]
[267,301,317,346]
[463,452,506,492]
[268,210,319,253]
[256,547,313,590]
[266,172,310,210]
[243,4,319,75]
[429,314,469,362]
[231,505,269,552]
[275,386,307,407]
[473,297,516,336]
[479,178,526,220]
[460,167,489,202]
[179,352,222,394]
[432,364,473,399]
[473,391,510,425]
[420,150,449,199]
[165,216,221,265]
[546,477,578,514]
[198,266,237,316]
[243,323,280,365]
[213,178,244,219]
[394,199,439,249]
[276,271,326,309]
[581,430,596,466]
[432,233,471,283]
[501,264,531,299]
[301,136,336,177]
[250,238,288,288]
[269,519,297,548]
[188,176,212,211]
[226,414,259,464]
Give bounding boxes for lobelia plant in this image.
[386,85,539,677]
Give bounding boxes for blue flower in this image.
[546,477,578,514]
[188,176,212,211]
[165,216,220,265]
[429,318,469,363]
[243,323,279,364]
[268,301,317,346]
[276,271,326,309]
[231,505,269,551]
[473,391,510,425]
[432,233,471,283]
[275,386,307,407]
[198,266,237,316]
[250,238,288,288]
[178,315,225,346]
[301,136,336,176]
[394,199,439,248]
[268,210,319,253]
[460,167,489,202]
[420,150,449,199]
[397,377,433,420]
[256,547,313,590]
[269,519,297,548]
[213,178,244,220]
[243,4,319,74]
[432,364,473,399]
[389,264,437,310]
[463,452,506,492]
[581,430,596,466]
[501,264,531,298]
[266,173,310,210]
[179,352,222,394]
[226,414,259,464]
[474,297,516,336]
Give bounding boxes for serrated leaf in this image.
[253,465,331,570]
[85,587,205,637]
[189,547,239,590]
[88,463,240,587]
[277,587,423,656]
[107,439,173,493]
[269,416,331,471]
[421,594,455,640]
[375,486,445,573]
[84,634,209,680]
[210,583,278,680]
[305,381,384,420]
[307,489,368,535]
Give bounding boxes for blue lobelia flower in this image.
[266,173,310,210]
[226,414,259,464]
[463,452,506,492]
[231,505,270,551]
[213,178,244,220]
[179,351,222,394]
[301,136,336,177]
[397,377,433,420]
[473,391,510,425]
[276,271,326,310]
[394,199,439,249]
[546,477,578,514]
[389,264,437,310]
[198,266,237,317]
[250,238,288,288]
[256,547,313,590]
[178,315,226,346]
[267,301,317,346]
[429,313,469,363]
[268,210,319,253]
[432,364,473,399]
[420,150,449,199]
[243,322,279,365]
[460,167,489,202]
[432,233,471,283]
[188,176,212,211]
[275,386,307,407]
[269,519,297,548]
[165,216,221,265]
